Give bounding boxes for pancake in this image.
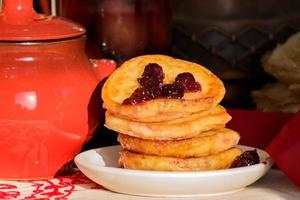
[102,55,225,122]
[119,148,242,171]
[118,128,240,158]
[105,105,231,140]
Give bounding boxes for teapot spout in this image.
[90,59,116,81]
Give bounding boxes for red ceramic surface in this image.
[227,109,293,149]
[267,112,300,188]
[0,0,116,179]
[0,37,116,179]
[0,0,85,41]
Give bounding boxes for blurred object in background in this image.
[49,0,171,63]
[252,32,300,113]
[95,0,171,63]
[252,82,300,113]
[261,32,300,85]
[95,0,148,62]
[38,0,51,15]
[171,0,300,109]
[56,0,102,58]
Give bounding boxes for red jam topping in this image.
[137,63,164,88]
[123,63,201,105]
[160,84,184,99]
[230,149,260,168]
[175,72,201,92]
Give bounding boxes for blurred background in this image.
[28,0,300,110]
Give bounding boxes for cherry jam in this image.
[230,149,260,168]
[123,63,201,105]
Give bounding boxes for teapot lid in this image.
[0,0,85,41]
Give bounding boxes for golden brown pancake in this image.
[102,55,225,122]
[119,148,242,171]
[118,128,240,158]
[105,105,231,140]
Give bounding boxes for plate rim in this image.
[75,144,273,177]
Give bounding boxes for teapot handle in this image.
[90,59,116,81]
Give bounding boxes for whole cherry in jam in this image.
[175,72,201,92]
[138,63,164,88]
[123,63,201,105]
[230,149,260,168]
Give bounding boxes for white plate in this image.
[74,145,273,197]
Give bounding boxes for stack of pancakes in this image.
[102,55,241,171]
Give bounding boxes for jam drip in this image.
[230,149,260,168]
[123,63,201,105]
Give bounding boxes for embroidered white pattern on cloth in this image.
[0,172,103,199]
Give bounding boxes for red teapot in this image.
[0,0,116,179]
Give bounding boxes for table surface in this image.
[0,169,299,200]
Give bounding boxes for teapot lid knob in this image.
[1,0,39,24]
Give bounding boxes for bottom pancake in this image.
[119,148,242,171]
[118,128,240,158]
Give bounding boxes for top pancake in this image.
[102,55,225,122]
